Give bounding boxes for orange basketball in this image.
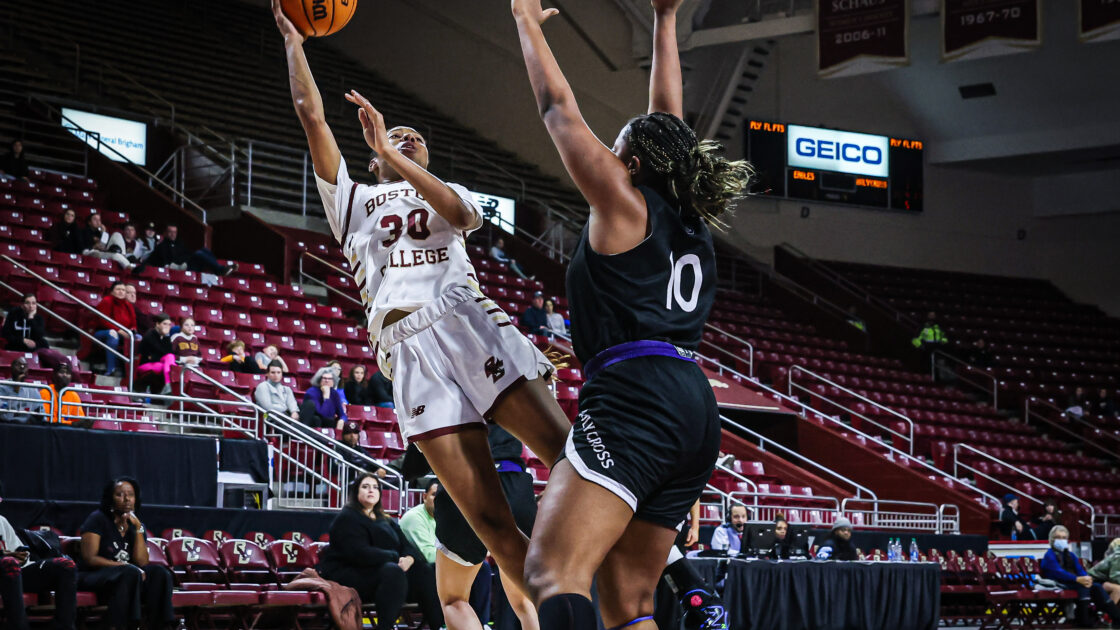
[280,0,357,38]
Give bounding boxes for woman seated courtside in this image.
[317,473,442,630]
[77,477,175,630]
[772,516,792,559]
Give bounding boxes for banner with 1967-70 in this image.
[942,0,1041,62]
[1080,0,1120,43]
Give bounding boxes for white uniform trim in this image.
[564,431,639,512]
[436,542,476,567]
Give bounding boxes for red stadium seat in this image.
[166,537,225,583]
[218,539,277,584]
[244,531,276,547]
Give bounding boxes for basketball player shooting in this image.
[272,2,570,628]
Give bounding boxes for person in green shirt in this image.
[400,479,439,564]
[912,311,948,349]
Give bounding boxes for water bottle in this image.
[886,538,895,562]
[909,538,920,562]
[892,538,902,562]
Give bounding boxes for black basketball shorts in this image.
[433,468,537,566]
[560,355,721,529]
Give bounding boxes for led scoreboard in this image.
[745,121,924,211]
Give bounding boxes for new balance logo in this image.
[410,405,426,418]
[484,356,505,382]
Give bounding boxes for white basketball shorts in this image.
[377,285,553,443]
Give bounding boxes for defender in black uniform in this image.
[513,1,753,629]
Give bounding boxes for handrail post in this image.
[247,141,253,206]
[302,152,308,217]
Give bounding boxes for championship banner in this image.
[817,0,909,78]
[942,0,1041,62]
[1080,0,1120,43]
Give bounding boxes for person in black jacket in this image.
[318,473,442,630]
[139,224,235,276]
[1,140,28,180]
[772,516,792,559]
[1000,494,1036,540]
[136,314,175,395]
[343,365,374,406]
[2,294,68,371]
[49,208,84,255]
[816,517,857,561]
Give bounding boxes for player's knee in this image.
[524,547,585,604]
[601,588,654,628]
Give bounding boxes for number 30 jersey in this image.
[565,186,717,365]
[316,159,484,340]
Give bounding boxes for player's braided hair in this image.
[624,112,754,228]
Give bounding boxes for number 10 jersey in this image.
[316,159,484,341]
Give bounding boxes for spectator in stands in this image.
[489,237,532,280]
[1096,388,1116,419]
[92,282,136,376]
[399,479,439,565]
[80,212,133,269]
[0,356,44,423]
[845,306,866,332]
[49,208,85,255]
[1041,525,1120,628]
[1066,387,1092,420]
[2,293,69,371]
[254,344,289,373]
[709,504,746,555]
[520,291,549,336]
[999,494,1036,540]
[343,365,374,405]
[318,473,442,630]
[136,314,175,396]
[0,481,78,630]
[221,340,262,374]
[137,222,159,262]
[1032,498,1062,542]
[140,224,236,277]
[1089,538,1120,605]
[816,517,857,561]
[77,477,176,630]
[300,367,347,430]
[336,421,388,477]
[771,516,792,559]
[369,369,394,408]
[107,222,145,266]
[122,284,152,334]
[40,362,85,426]
[543,298,566,336]
[170,318,202,367]
[911,311,948,350]
[326,360,348,403]
[254,360,299,420]
[0,140,29,181]
[967,338,994,369]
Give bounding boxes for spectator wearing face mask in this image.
[1041,525,1120,628]
[709,504,746,555]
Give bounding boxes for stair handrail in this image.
[59,385,260,437]
[839,498,957,534]
[719,413,876,500]
[701,322,754,377]
[1023,396,1120,461]
[297,251,364,308]
[788,365,915,455]
[1,255,136,388]
[713,461,759,494]
[931,350,998,408]
[0,380,54,424]
[952,442,1094,534]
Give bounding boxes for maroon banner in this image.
[1080,0,1120,42]
[942,0,1041,61]
[817,0,909,78]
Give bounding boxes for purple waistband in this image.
[495,460,524,473]
[583,340,696,381]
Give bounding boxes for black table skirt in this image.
[689,558,941,630]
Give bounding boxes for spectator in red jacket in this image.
[92,283,137,376]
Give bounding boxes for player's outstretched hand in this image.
[345,90,390,154]
[651,0,684,16]
[511,0,560,24]
[272,0,306,44]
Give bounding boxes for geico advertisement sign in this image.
[61,108,147,166]
[787,125,888,178]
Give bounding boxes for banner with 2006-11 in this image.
[942,0,1041,62]
[817,0,909,78]
[1080,0,1120,43]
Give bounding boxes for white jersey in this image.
[315,159,484,340]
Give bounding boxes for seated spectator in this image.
[81,213,134,270]
[135,314,175,396]
[999,494,1036,540]
[92,282,137,376]
[337,421,388,477]
[1040,525,1120,628]
[221,340,262,374]
[0,139,28,181]
[1066,387,1092,420]
[0,356,45,423]
[326,360,348,404]
[2,293,70,371]
[170,318,202,366]
[369,369,394,408]
[1032,498,1062,542]
[77,477,175,630]
[520,292,549,336]
[301,367,347,429]
[0,481,78,630]
[816,517,857,561]
[254,360,299,420]
[1096,388,1116,418]
[49,208,84,255]
[122,284,153,334]
[39,362,85,426]
[911,311,948,349]
[709,504,746,555]
[107,222,145,266]
[845,306,866,332]
[139,224,236,277]
[489,237,532,280]
[771,516,792,559]
[967,338,994,368]
[544,298,566,336]
[317,474,442,630]
[344,365,374,406]
[137,222,159,262]
[398,480,439,565]
[254,344,289,373]
[1089,538,1120,606]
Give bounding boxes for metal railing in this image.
[1024,396,1120,461]
[2,255,136,388]
[1095,515,1120,539]
[60,386,258,437]
[840,498,959,534]
[728,491,840,525]
[0,380,53,424]
[297,251,364,308]
[701,323,754,378]
[932,350,998,408]
[788,365,915,455]
[952,443,1095,534]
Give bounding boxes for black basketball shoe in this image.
[680,588,728,630]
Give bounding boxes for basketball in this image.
[280,0,357,37]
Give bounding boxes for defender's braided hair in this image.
[624,112,754,228]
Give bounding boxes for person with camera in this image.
[0,482,78,630]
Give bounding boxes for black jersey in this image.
[566,186,716,364]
